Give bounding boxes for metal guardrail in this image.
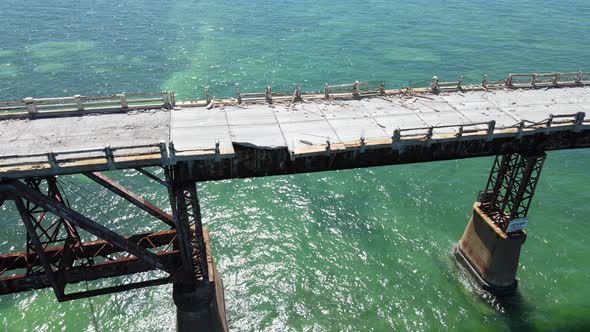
[433,72,590,92]
[481,71,590,90]
[391,112,586,143]
[199,71,589,105]
[0,92,176,116]
[235,86,299,104]
[324,81,385,99]
[1,71,588,114]
[0,143,167,169]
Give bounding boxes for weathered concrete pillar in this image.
[454,152,545,295]
[454,202,526,295]
[173,228,228,332]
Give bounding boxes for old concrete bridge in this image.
[0,71,589,331]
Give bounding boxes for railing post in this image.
[575,71,583,85]
[426,127,434,146]
[105,145,116,169]
[74,95,84,111]
[162,91,170,106]
[25,97,37,114]
[506,74,513,88]
[169,141,177,165]
[392,128,401,144]
[265,86,272,104]
[553,73,560,86]
[545,114,554,135]
[516,120,525,139]
[47,151,58,170]
[482,74,488,88]
[352,81,359,97]
[205,88,211,104]
[214,139,220,161]
[431,76,439,91]
[426,127,433,140]
[159,141,169,165]
[119,94,128,108]
[574,112,585,132]
[324,83,329,99]
[487,120,496,141]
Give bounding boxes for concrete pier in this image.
[174,229,228,332]
[454,152,545,295]
[454,203,526,295]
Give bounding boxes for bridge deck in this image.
[1,86,589,179]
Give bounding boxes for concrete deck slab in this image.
[373,113,427,131]
[415,99,457,113]
[226,105,277,125]
[171,125,232,153]
[280,119,341,150]
[460,109,518,127]
[0,111,169,157]
[320,101,370,119]
[328,117,389,142]
[229,124,286,149]
[359,98,414,116]
[171,108,225,128]
[274,103,325,123]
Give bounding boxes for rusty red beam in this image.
[0,229,177,272]
[0,251,180,296]
[6,179,173,274]
[84,172,175,227]
[60,277,171,301]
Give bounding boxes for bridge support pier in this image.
[167,163,228,332]
[454,152,546,295]
[173,228,227,332]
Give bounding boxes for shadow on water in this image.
[494,291,535,332]
[495,292,590,332]
[448,251,536,331]
[450,252,590,332]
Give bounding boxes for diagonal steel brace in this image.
[7,179,174,274]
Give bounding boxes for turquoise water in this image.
[0,0,590,331]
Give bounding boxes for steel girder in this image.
[481,152,546,232]
[0,164,207,301]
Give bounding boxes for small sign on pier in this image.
[506,218,528,233]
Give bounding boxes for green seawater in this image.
[1,0,590,331]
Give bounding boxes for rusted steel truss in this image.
[480,152,546,232]
[165,165,208,286]
[0,163,207,301]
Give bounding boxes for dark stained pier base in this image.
[454,203,526,295]
[174,229,228,332]
[455,152,545,295]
